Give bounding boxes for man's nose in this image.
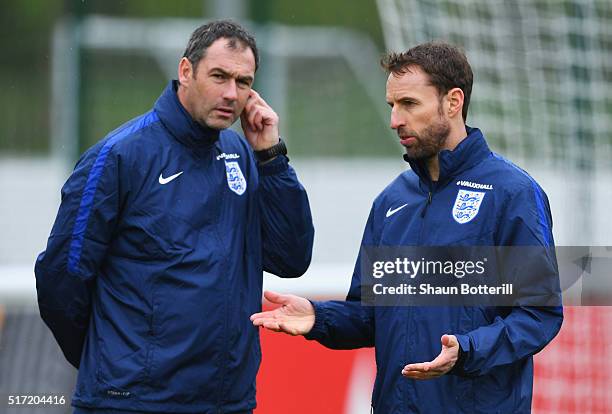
[222,79,238,101]
[389,107,403,130]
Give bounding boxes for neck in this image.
[425,156,440,182]
[176,84,191,116]
[426,122,468,181]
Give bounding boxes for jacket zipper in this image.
[420,191,433,218]
[211,149,230,413]
[411,184,435,412]
[417,185,434,245]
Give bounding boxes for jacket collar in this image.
[154,80,220,149]
[404,126,491,187]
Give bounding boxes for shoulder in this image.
[481,154,554,245]
[373,169,419,209]
[108,110,164,155]
[480,152,548,200]
[78,111,163,164]
[479,154,552,234]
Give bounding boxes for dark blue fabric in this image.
[35,80,313,413]
[306,127,563,414]
[530,179,553,247]
[492,153,553,247]
[68,111,159,274]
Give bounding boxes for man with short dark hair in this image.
[251,42,562,413]
[35,20,314,413]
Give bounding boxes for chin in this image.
[206,119,234,130]
[403,147,418,159]
[404,149,431,161]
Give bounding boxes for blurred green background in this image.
[4,0,609,164]
[0,0,397,157]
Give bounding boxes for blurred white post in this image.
[50,17,81,167]
[253,25,289,141]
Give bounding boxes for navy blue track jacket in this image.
[306,128,563,413]
[35,81,314,413]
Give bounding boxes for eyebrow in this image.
[386,96,420,105]
[209,67,254,84]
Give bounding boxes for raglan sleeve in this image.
[34,143,123,368]
[451,181,563,377]
[257,155,314,278]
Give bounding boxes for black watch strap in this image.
[254,138,287,162]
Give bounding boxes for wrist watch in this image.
[254,138,287,162]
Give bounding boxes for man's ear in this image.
[446,87,465,119]
[178,57,193,86]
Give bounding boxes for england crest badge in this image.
[225,161,247,195]
[452,189,485,224]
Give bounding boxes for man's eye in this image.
[212,74,224,79]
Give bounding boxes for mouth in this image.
[399,136,418,146]
[214,107,235,118]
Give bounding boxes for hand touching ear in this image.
[240,90,280,151]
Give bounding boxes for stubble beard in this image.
[203,113,234,131]
[402,115,451,162]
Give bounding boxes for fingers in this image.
[250,310,278,322]
[401,334,460,380]
[250,315,293,335]
[402,361,443,379]
[401,355,454,379]
[277,322,299,336]
[263,290,290,305]
[249,107,264,131]
[402,363,432,380]
[402,360,443,374]
[250,291,291,328]
[404,346,448,372]
[402,342,454,379]
[241,90,277,132]
[243,94,261,130]
[251,314,282,329]
[426,354,448,371]
[261,320,282,332]
[441,334,458,348]
[254,320,297,335]
[402,369,432,380]
[402,362,430,373]
[247,89,267,107]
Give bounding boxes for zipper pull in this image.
[421,191,432,218]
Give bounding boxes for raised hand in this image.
[401,334,460,379]
[240,90,280,151]
[250,291,315,336]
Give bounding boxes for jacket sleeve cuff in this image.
[448,333,470,376]
[257,154,289,176]
[304,301,327,341]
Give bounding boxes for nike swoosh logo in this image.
[158,171,183,185]
[386,203,408,218]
